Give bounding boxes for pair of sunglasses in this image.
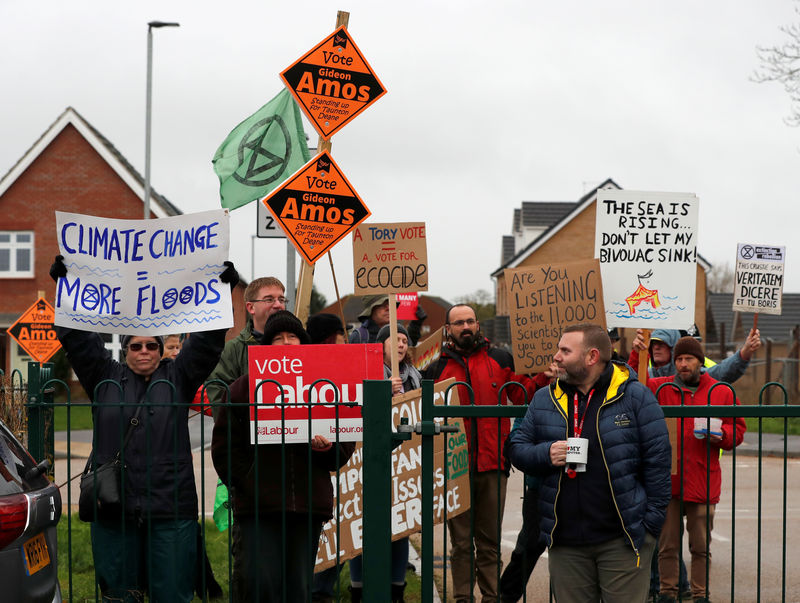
[128,342,160,352]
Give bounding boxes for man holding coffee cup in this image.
[647,336,746,603]
[508,323,671,603]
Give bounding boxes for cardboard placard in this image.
[595,190,699,329]
[315,379,470,569]
[352,222,428,295]
[733,244,785,315]
[54,210,232,335]
[409,329,443,372]
[504,260,605,374]
[248,344,384,443]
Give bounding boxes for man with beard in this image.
[425,304,549,603]
[508,323,671,603]
[647,337,745,603]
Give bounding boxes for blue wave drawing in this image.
[62,310,222,322]
[66,262,123,278]
[192,264,223,273]
[61,315,228,328]
[606,300,687,322]
[157,268,186,275]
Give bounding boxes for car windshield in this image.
[0,422,48,495]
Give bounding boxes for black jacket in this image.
[57,326,226,519]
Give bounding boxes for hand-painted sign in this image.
[281,25,387,140]
[409,329,443,372]
[733,243,785,315]
[54,210,232,335]
[262,151,371,264]
[8,298,61,362]
[248,343,383,443]
[396,292,418,321]
[504,260,605,374]
[315,380,470,570]
[352,222,428,295]
[595,190,699,329]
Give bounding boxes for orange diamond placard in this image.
[280,26,386,140]
[8,298,61,363]
[262,150,371,264]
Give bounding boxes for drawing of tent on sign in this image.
[625,270,661,314]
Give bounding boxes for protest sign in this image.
[54,210,232,335]
[595,190,699,329]
[733,244,785,315]
[315,379,470,569]
[352,222,428,295]
[409,329,443,372]
[248,344,383,443]
[504,260,605,374]
[262,151,371,264]
[396,292,419,320]
[281,25,387,140]
[8,298,61,362]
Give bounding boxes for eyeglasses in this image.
[449,318,477,327]
[127,342,160,352]
[251,296,288,305]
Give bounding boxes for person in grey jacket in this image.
[50,255,236,602]
[508,323,671,603]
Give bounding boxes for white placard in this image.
[595,190,699,329]
[733,243,785,315]
[54,210,233,335]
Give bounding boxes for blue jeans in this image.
[91,518,197,603]
[348,537,409,585]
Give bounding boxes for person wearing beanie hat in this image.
[350,294,428,346]
[307,313,346,345]
[261,310,312,345]
[212,309,354,602]
[646,338,746,602]
[672,336,704,365]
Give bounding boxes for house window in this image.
[0,231,34,277]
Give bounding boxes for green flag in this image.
[213,88,311,210]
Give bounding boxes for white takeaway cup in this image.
[694,417,723,437]
[565,437,589,465]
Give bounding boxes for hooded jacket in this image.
[508,361,671,557]
[56,325,227,519]
[204,320,259,409]
[648,372,745,504]
[425,337,547,472]
[628,329,749,383]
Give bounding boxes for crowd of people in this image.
[51,255,757,603]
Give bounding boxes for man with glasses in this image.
[425,304,549,603]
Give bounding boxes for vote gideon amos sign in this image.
[248,343,384,444]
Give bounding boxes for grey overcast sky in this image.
[2,1,799,305]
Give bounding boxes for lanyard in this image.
[572,389,594,438]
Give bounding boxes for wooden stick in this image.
[328,251,348,342]
[753,313,759,331]
[389,293,399,378]
[637,328,650,384]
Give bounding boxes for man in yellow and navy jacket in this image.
[508,323,671,603]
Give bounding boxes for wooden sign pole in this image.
[294,10,350,325]
[638,327,678,474]
[389,293,399,378]
[637,329,650,384]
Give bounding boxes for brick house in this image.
[0,107,246,377]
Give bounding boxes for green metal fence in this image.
[14,362,800,602]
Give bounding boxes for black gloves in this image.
[415,304,428,322]
[220,261,239,291]
[49,255,67,282]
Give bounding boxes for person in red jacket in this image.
[647,336,746,603]
[425,304,549,603]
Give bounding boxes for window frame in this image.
[0,231,35,278]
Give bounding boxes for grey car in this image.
[0,419,62,602]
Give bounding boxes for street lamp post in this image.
[144,20,179,219]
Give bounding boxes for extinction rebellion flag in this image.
[212,88,311,210]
